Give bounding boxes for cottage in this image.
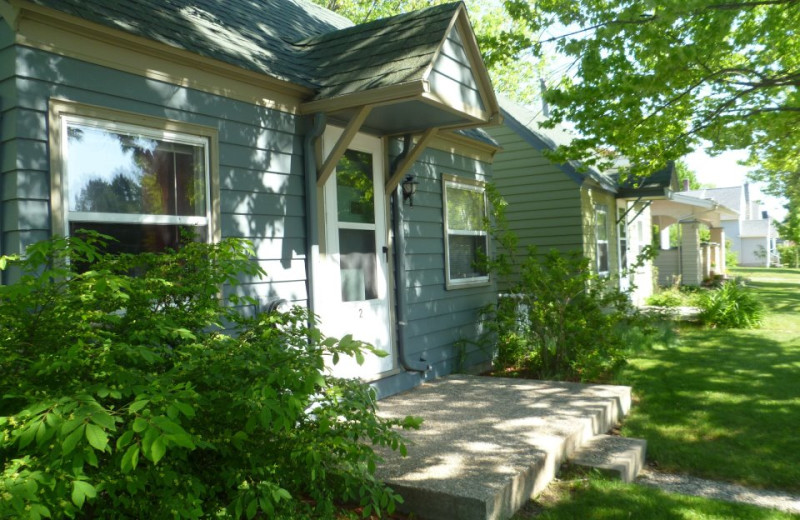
[487,95,655,305]
[0,0,501,397]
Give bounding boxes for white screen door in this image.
[317,128,395,379]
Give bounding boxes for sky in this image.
[683,149,787,221]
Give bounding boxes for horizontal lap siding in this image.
[398,145,495,377]
[2,45,307,304]
[486,126,584,284]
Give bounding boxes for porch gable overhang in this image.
[650,192,739,229]
[297,2,501,137]
[615,162,680,201]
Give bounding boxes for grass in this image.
[510,267,800,518]
[617,267,800,491]
[512,472,799,519]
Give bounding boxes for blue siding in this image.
[1,45,307,305]
[375,142,496,398]
[2,42,498,399]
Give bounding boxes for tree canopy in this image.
[512,0,799,184]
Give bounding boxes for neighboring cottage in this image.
[486,95,745,296]
[684,185,778,267]
[0,0,502,398]
[486,96,655,305]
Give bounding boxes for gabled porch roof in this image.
[296,3,501,136]
[650,193,739,229]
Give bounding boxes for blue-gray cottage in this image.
[0,0,501,397]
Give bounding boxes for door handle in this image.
[382,246,389,261]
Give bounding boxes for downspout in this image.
[391,134,431,373]
[303,112,326,316]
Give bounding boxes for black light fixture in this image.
[401,174,419,206]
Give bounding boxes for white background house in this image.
[685,184,778,267]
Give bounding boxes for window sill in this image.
[446,277,491,290]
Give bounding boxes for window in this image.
[50,100,219,254]
[336,149,378,302]
[595,204,610,275]
[618,206,628,270]
[443,174,489,288]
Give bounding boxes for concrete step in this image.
[375,375,633,520]
[568,434,647,483]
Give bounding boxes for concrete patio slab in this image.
[375,374,632,520]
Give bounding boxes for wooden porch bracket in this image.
[317,105,372,187]
[385,128,438,196]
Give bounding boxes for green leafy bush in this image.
[777,243,800,268]
[697,281,765,329]
[486,248,648,382]
[0,234,418,519]
[725,239,738,268]
[645,288,685,308]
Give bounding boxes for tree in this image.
[507,0,800,188]
[675,159,704,190]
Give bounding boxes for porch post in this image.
[659,226,671,250]
[681,222,701,286]
[710,227,726,274]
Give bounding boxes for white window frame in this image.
[595,204,610,276]
[617,205,628,272]
[49,99,220,245]
[442,173,489,289]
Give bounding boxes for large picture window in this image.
[51,101,218,254]
[443,174,489,288]
[596,204,610,275]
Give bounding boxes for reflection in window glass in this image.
[444,177,488,285]
[67,124,206,217]
[339,229,377,302]
[446,185,484,231]
[69,222,205,255]
[336,150,374,224]
[63,118,209,254]
[618,207,628,270]
[596,205,609,274]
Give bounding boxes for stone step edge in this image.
[567,434,647,483]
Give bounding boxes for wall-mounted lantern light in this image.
[401,174,419,206]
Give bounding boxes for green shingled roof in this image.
[28,0,466,102]
[27,0,354,88]
[294,3,461,101]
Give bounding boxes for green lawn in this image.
[512,268,800,519]
[514,474,799,520]
[617,267,800,491]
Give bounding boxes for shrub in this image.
[645,288,685,308]
[0,234,419,519]
[725,239,738,268]
[486,248,649,382]
[777,243,800,268]
[697,281,765,329]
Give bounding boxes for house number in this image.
[359,308,363,318]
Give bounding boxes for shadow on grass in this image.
[617,268,800,492]
[618,327,800,492]
[743,282,800,315]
